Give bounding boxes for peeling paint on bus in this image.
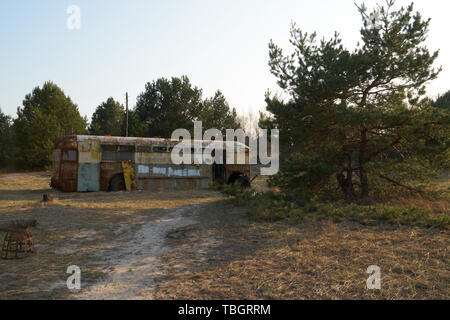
[152,167,166,175]
[51,135,250,192]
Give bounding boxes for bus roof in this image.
[55,135,249,150]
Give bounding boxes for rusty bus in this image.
[51,135,251,192]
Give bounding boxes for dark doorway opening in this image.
[212,150,226,183]
[213,163,225,183]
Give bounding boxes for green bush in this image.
[268,153,338,201]
[208,181,222,191]
[230,189,449,229]
[222,182,244,197]
[240,192,306,222]
[214,176,449,229]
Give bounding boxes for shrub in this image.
[215,177,449,229]
[230,189,449,229]
[240,192,306,222]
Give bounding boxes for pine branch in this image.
[377,174,423,194]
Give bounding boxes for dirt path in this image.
[0,172,229,299]
[76,203,206,299]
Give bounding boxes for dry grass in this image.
[377,179,449,214]
[250,176,272,193]
[0,172,448,300]
[154,178,449,299]
[387,197,449,215]
[154,217,449,299]
[0,172,223,299]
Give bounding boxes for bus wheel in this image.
[237,174,251,188]
[108,174,126,191]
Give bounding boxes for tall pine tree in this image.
[133,76,203,137]
[201,90,240,134]
[89,97,125,136]
[0,108,13,169]
[13,82,87,169]
[265,1,448,199]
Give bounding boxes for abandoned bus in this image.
[51,135,251,192]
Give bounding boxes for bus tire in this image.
[237,174,251,188]
[108,174,126,192]
[228,172,251,188]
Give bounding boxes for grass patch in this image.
[312,202,449,229]
[155,215,450,299]
[222,179,450,229]
[0,172,225,299]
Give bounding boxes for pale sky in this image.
[1,0,449,119]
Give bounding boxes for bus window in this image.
[101,144,118,161]
[153,146,167,153]
[136,145,152,153]
[119,145,133,152]
[62,149,77,161]
[120,152,134,161]
[118,145,134,161]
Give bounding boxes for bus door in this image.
[212,150,226,183]
[59,149,78,192]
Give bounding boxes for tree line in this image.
[0,75,241,170]
[0,1,449,202]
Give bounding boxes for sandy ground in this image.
[0,172,228,299]
[76,203,206,299]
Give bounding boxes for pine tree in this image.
[201,90,240,133]
[13,82,87,169]
[266,1,448,199]
[433,90,450,110]
[89,97,125,136]
[133,76,203,137]
[0,108,13,169]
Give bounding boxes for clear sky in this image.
[1,0,449,119]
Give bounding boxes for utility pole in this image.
[126,92,129,137]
